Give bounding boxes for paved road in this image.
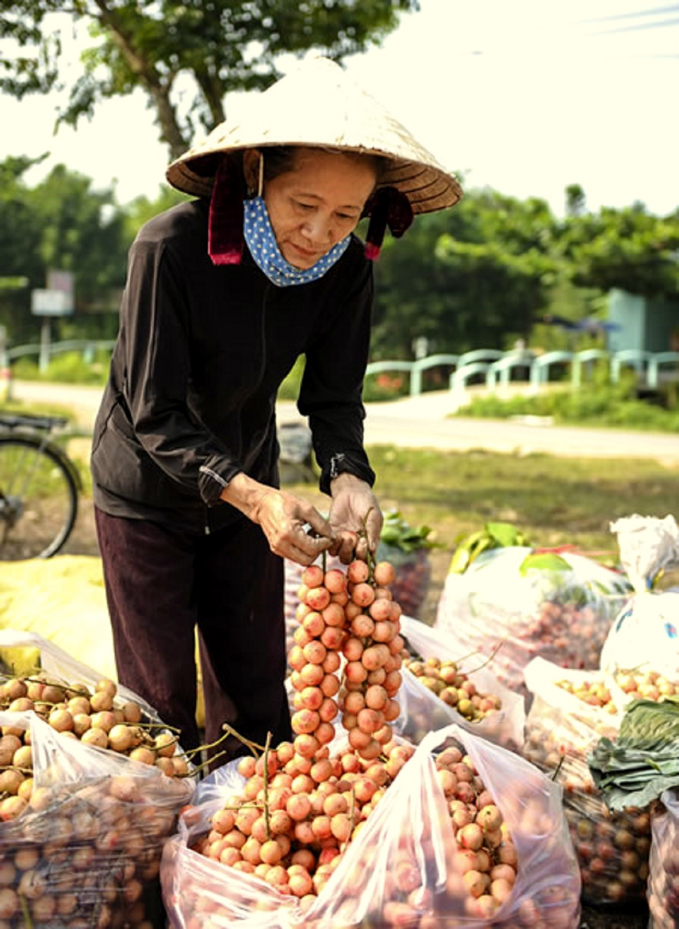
[8,380,679,465]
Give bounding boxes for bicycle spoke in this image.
[0,436,78,560]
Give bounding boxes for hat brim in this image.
[165,58,462,215]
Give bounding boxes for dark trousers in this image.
[94,508,292,762]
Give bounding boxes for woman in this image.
[90,57,462,759]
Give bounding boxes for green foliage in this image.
[454,380,679,431]
[379,509,441,552]
[13,351,111,385]
[276,356,305,402]
[371,188,558,358]
[0,157,129,343]
[0,1,418,161]
[557,204,679,300]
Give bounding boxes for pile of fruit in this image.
[403,656,502,723]
[647,794,679,929]
[0,674,190,813]
[174,732,578,928]
[522,667,666,904]
[161,556,581,929]
[436,547,632,700]
[190,737,415,908]
[555,667,678,711]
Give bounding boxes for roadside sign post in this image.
[31,271,75,373]
[31,289,73,373]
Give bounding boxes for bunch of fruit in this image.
[556,667,678,710]
[289,557,404,761]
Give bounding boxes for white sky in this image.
[1,0,678,216]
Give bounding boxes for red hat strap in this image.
[364,186,414,261]
[208,156,246,266]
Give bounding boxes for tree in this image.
[0,157,129,342]
[0,0,419,161]
[371,188,558,358]
[557,204,679,300]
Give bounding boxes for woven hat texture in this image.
[166,57,462,214]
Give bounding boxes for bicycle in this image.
[0,413,81,560]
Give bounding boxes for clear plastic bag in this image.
[161,724,581,928]
[0,709,194,927]
[600,515,679,680]
[647,789,679,929]
[395,616,526,752]
[0,629,195,927]
[435,546,631,700]
[522,656,652,906]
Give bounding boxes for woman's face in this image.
[250,148,377,269]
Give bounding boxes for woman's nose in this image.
[302,214,333,244]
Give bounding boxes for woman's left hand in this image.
[327,473,383,564]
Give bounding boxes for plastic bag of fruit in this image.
[0,706,194,928]
[395,615,526,752]
[523,656,654,906]
[161,724,581,928]
[600,514,679,680]
[0,628,196,928]
[434,546,632,700]
[161,733,417,928]
[647,789,679,929]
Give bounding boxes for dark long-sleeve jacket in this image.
[90,198,376,533]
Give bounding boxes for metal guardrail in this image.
[2,341,678,398]
[5,339,116,364]
[366,349,679,396]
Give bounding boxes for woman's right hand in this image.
[220,474,334,565]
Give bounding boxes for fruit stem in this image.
[263,730,273,841]
[219,723,266,758]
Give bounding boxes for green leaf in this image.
[486,521,528,547]
[519,552,572,575]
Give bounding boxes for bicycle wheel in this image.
[0,435,79,560]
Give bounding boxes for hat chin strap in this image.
[208,156,246,266]
[364,187,414,261]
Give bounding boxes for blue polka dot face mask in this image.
[243,196,351,287]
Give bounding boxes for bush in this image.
[13,350,111,385]
[454,378,679,431]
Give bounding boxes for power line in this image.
[593,15,679,34]
[580,4,679,24]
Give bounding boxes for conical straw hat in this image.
[166,57,462,214]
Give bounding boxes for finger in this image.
[354,535,370,563]
[295,527,334,560]
[330,530,359,565]
[302,508,335,543]
[364,509,383,552]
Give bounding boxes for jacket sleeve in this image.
[297,248,377,495]
[119,236,244,506]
